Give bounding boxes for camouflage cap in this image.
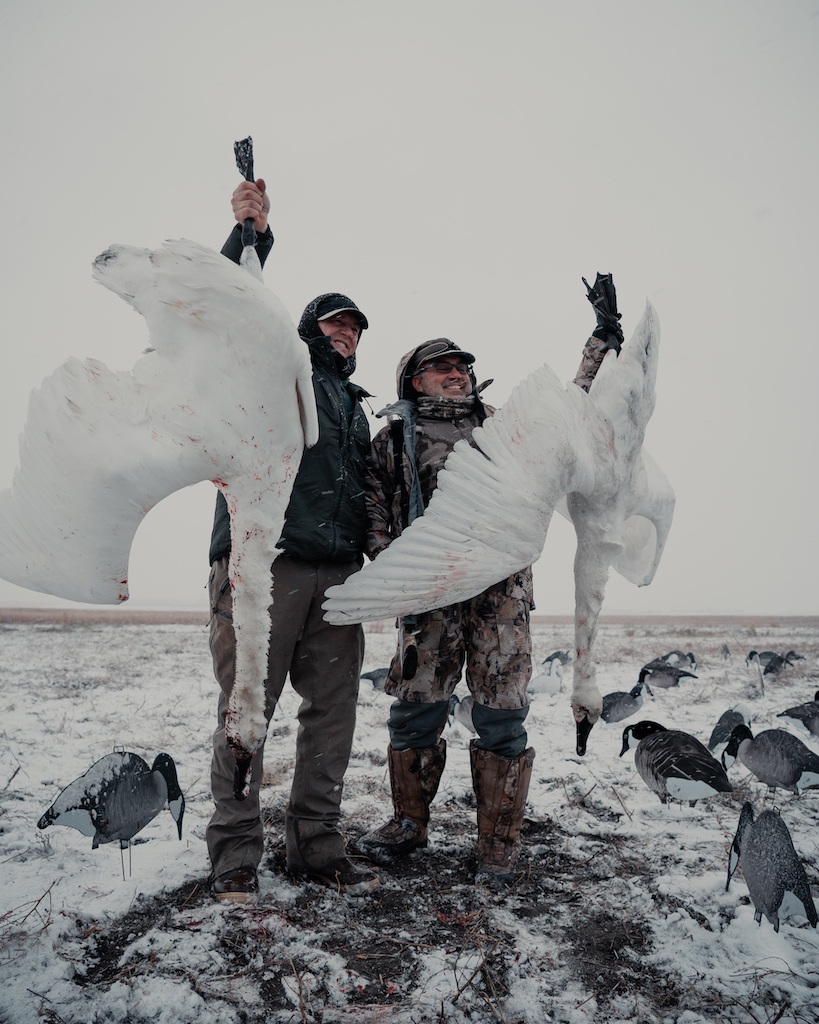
[396,339,476,400]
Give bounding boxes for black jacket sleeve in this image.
[220,223,274,266]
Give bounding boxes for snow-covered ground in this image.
[1,615,817,1024]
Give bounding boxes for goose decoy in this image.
[722,725,819,795]
[38,751,185,851]
[529,668,564,697]
[448,693,477,733]
[360,667,390,691]
[659,650,696,671]
[541,651,572,674]
[707,703,753,754]
[720,644,731,660]
[746,651,799,675]
[777,691,819,737]
[726,802,818,932]
[639,661,697,689]
[324,291,675,766]
[601,678,653,724]
[619,720,733,807]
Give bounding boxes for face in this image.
[412,355,472,398]
[318,312,362,358]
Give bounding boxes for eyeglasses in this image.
[419,361,470,375]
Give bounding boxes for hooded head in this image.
[395,338,476,400]
[298,293,368,379]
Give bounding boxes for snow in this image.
[1,615,818,1023]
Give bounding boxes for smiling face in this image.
[318,312,362,358]
[412,355,472,398]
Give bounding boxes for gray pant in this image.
[206,555,364,878]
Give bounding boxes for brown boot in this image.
[357,740,446,863]
[470,741,535,885]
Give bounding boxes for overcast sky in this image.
[0,0,816,616]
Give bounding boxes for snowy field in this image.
[1,614,818,1024]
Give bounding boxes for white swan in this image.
[0,239,318,765]
[322,301,675,741]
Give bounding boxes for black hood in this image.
[298,292,368,380]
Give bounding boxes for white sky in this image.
[0,0,817,616]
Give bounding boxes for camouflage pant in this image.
[385,572,532,709]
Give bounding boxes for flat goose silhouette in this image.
[620,720,733,807]
[38,751,184,850]
[726,801,817,932]
[323,299,675,756]
[0,239,318,774]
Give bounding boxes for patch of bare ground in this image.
[55,803,800,1024]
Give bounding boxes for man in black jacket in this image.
[208,177,377,901]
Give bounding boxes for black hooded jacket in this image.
[208,225,371,564]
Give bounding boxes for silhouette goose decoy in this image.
[0,237,319,786]
[639,660,697,689]
[38,751,184,854]
[726,801,818,932]
[777,691,819,738]
[707,703,753,755]
[360,667,390,691]
[323,289,675,762]
[601,678,653,724]
[620,720,733,807]
[722,725,819,796]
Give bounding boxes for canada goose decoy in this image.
[38,751,185,858]
[323,290,676,764]
[601,678,653,724]
[720,644,731,660]
[620,720,733,807]
[659,650,697,671]
[448,693,477,733]
[777,691,819,737]
[360,667,390,691]
[639,661,697,689]
[746,650,799,675]
[726,801,818,932]
[542,650,573,674]
[707,703,753,755]
[722,725,819,796]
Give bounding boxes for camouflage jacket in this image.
[365,395,534,606]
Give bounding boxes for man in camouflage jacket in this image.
[359,292,622,885]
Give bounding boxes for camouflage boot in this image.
[358,740,446,863]
[470,741,535,885]
[573,271,624,392]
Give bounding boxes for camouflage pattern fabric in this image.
[572,336,611,393]
[385,570,533,709]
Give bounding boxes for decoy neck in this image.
[722,723,753,767]
[153,753,185,839]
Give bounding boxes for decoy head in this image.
[721,724,754,768]
[152,753,185,839]
[620,719,666,756]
